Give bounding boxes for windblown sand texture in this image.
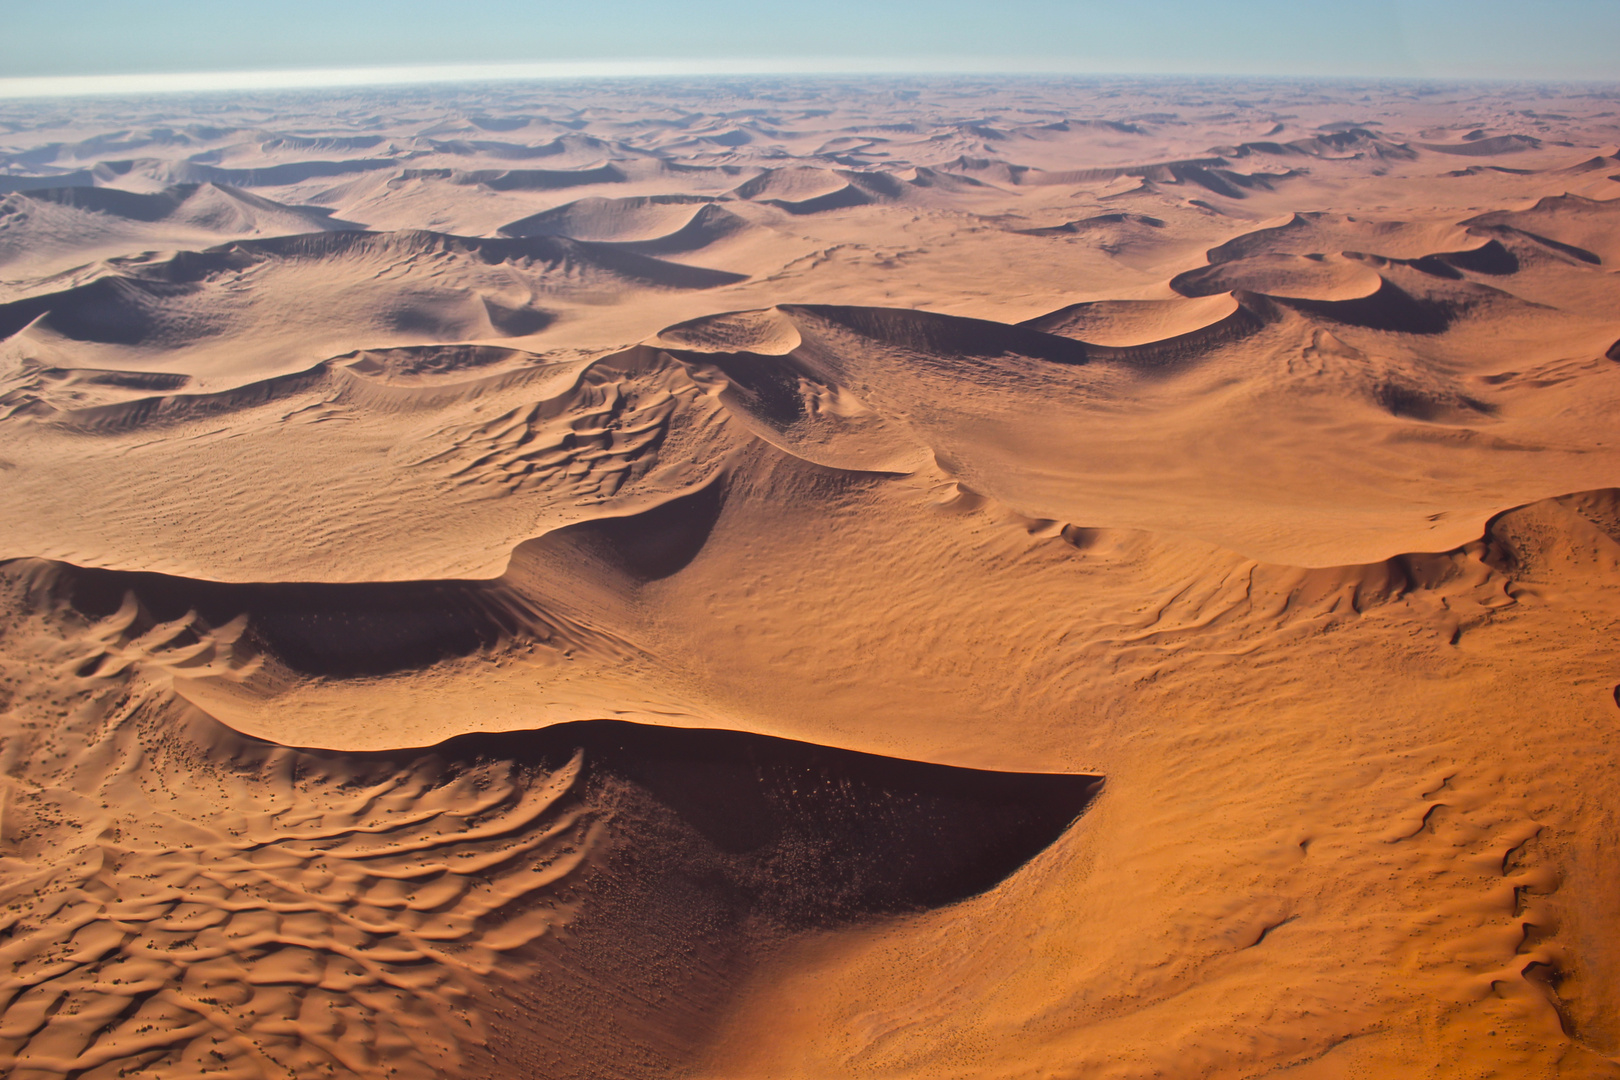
[1,75,1620,1078]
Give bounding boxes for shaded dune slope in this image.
[0,342,545,428]
[7,465,1614,760]
[6,209,1616,584]
[0,560,1099,1078]
[0,343,741,583]
[655,287,1616,565]
[0,230,744,368]
[26,478,727,678]
[3,182,355,231]
[4,481,1619,1078]
[499,196,751,256]
[1463,194,1620,265]
[499,195,715,241]
[0,183,364,275]
[1020,293,1243,345]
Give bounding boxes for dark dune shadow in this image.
[0,229,738,345]
[54,564,543,676]
[1270,279,1456,335]
[1411,239,1520,277]
[206,712,1102,1079]
[416,717,1104,925]
[788,303,1091,364]
[1021,295,1270,374]
[451,718,1100,1079]
[668,349,816,426]
[12,182,360,228]
[18,184,206,222]
[23,481,728,677]
[616,204,749,255]
[497,194,714,239]
[553,478,726,581]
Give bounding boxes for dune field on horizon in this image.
[0,74,1619,1079]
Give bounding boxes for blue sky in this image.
[0,0,1615,94]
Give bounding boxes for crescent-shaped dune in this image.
[1022,293,1243,345]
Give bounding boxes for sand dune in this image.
[497,195,751,258]
[656,287,1617,565]
[1217,127,1420,160]
[499,195,719,241]
[4,182,351,233]
[0,563,1095,1079]
[1170,252,1386,299]
[0,182,359,274]
[0,230,743,387]
[1,78,1619,1080]
[1465,193,1620,265]
[1418,134,1543,156]
[1020,293,1242,345]
[1204,211,1477,263]
[944,153,1300,198]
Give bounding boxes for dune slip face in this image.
[2,76,1620,1079]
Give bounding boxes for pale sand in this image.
[1,77,1618,1078]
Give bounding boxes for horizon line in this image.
[1,58,1613,101]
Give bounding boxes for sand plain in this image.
[1,75,1619,1078]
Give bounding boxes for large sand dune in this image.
[2,77,1619,1079]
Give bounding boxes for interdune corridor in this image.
[1,77,1619,1078]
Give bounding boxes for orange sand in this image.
[1,77,1619,1079]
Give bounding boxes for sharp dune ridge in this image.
[1,77,1620,1080]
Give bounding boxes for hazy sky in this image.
[1,0,1615,95]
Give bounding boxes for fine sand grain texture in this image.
[2,76,1620,1079]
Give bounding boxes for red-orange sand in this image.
[1,76,1619,1079]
